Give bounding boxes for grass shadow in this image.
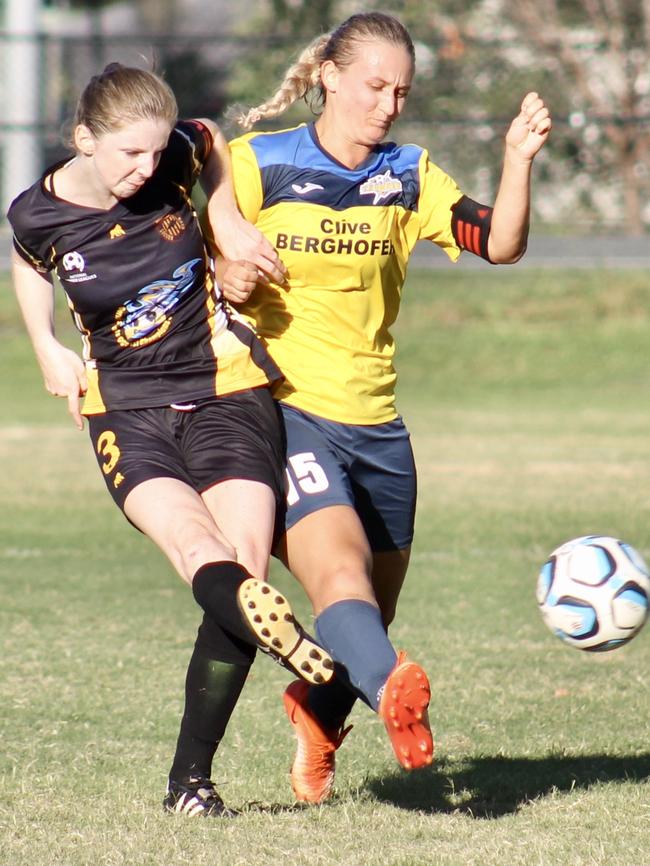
[365,752,650,818]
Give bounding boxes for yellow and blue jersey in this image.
[230,122,465,424]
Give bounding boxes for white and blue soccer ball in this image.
[537,535,650,651]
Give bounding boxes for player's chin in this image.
[116,180,144,199]
[364,125,391,146]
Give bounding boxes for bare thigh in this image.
[278,504,376,616]
[124,477,236,585]
[201,478,277,580]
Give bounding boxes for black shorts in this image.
[87,388,285,511]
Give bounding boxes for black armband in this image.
[451,196,493,262]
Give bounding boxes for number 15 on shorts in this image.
[286,452,330,505]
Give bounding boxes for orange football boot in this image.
[283,680,352,803]
[378,651,433,770]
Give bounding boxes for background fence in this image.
[1,26,649,235]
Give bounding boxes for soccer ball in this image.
[537,535,650,651]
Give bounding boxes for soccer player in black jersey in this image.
[217,13,551,803]
[7,63,334,817]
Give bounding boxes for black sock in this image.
[169,615,255,783]
[307,666,359,731]
[191,561,258,647]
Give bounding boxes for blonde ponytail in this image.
[234,34,329,130]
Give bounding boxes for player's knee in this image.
[236,549,270,580]
[330,564,373,596]
[306,561,375,611]
[172,519,237,580]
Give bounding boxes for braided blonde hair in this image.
[234,12,415,130]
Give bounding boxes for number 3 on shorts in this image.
[286,451,329,505]
[96,429,121,475]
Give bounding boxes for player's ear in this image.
[74,124,96,157]
[320,59,339,95]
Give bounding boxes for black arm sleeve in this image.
[159,120,214,191]
[7,187,55,273]
[451,196,494,262]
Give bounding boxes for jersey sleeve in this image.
[163,120,214,191]
[7,188,54,273]
[229,135,264,223]
[415,151,464,261]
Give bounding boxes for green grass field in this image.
[2,266,650,866]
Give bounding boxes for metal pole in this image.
[3,0,41,215]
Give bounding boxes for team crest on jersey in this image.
[359,171,403,204]
[112,258,201,349]
[156,213,186,242]
[109,224,126,239]
[61,251,97,283]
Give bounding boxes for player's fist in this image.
[220,259,262,303]
[505,92,551,160]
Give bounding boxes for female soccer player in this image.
[7,63,333,817]
[218,12,551,804]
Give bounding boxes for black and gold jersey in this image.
[230,123,465,425]
[8,121,281,415]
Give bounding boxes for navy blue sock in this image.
[315,599,397,711]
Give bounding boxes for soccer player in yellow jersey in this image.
[221,11,551,804]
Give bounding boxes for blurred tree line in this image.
[220,0,650,234]
[37,0,650,232]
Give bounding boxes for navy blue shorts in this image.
[279,403,417,552]
[87,388,285,511]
